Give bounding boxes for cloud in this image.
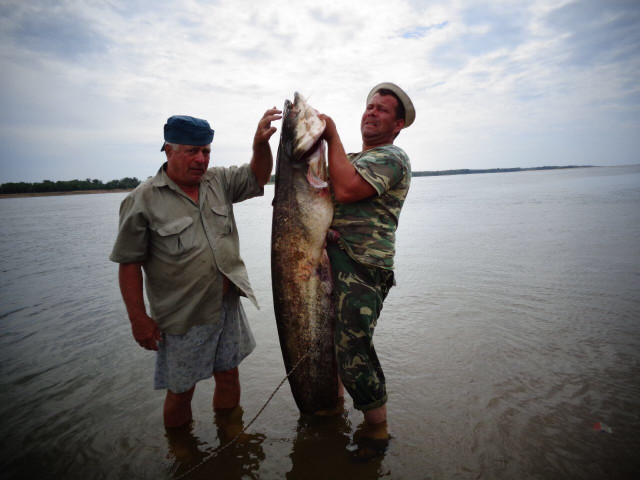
[0,0,639,183]
[545,0,640,67]
[430,2,529,68]
[399,21,449,39]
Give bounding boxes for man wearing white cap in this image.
[320,82,415,457]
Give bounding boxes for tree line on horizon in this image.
[0,177,141,195]
[266,165,589,183]
[2,165,590,194]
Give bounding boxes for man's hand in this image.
[254,107,282,145]
[251,107,282,186]
[318,113,337,142]
[130,313,162,351]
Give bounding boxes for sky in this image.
[1,0,639,183]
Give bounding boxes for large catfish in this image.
[271,92,338,415]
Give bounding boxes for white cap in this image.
[367,82,416,128]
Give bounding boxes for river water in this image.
[1,165,639,479]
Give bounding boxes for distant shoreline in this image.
[0,165,598,198]
[0,189,133,199]
[412,165,594,177]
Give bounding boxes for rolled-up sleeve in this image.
[353,147,408,196]
[109,195,149,263]
[221,164,264,204]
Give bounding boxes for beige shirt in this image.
[110,163,263,335]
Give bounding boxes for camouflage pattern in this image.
[327,242,394,411]
[331,144,411,269]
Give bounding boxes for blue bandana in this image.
[161,115,214,151]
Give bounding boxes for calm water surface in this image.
[1,166,639,479]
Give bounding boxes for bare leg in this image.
[213,367,241,411]
[164,386,196,428]
[363,404,387,425]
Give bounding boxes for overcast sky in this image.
[1,0,639,183]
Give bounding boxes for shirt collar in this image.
[151,162,181,191]
[151,162,205,204]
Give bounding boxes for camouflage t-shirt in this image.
[331,144,411,269]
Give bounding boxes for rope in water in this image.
[172,347,314,479]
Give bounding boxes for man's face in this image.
[360,92,405,147]
[165,144,211,187]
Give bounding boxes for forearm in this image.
[250,143,273,187]
[324,121,376,203]
[326,134,355,191]
[119,262,161,350]
[118,262,147,320]
[251,107,282,187]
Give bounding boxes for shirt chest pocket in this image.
[211,205,233,236]
[154,216,196,257]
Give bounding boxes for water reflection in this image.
[287,402,390,480]
[351,421,390,463]
[165,406,265,479]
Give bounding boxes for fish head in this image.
[282,93,328,189]
[290,92,326,161]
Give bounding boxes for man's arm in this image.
[319,114,376,204]
[118,262,162,351]
[251,107,282,187]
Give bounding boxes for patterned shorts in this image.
[327,243,394,411]
[154,289,256,393]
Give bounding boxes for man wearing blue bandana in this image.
[110,109,281,427]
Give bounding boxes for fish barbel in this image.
[271,92,338,414]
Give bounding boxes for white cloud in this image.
[1,0,639,183]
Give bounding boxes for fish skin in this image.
[271,92,338,415]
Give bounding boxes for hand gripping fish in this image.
[271,93,338,415]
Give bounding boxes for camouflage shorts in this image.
[327,242,394,411]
